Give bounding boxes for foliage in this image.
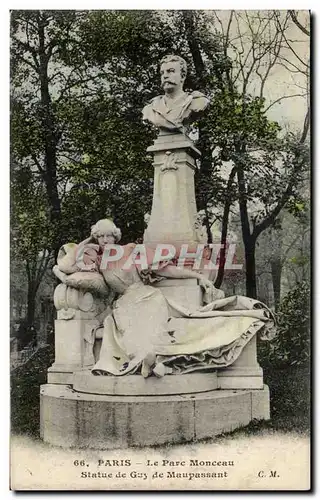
[11,164,52,260]
[258,280,310,368]
[10,10,310,442]
[10,11,226,244]
[11,9,309,244]
[11,344,55,436]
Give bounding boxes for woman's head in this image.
[90,219,121,249]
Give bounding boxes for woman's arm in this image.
[155,264,224,303]
[155,265,204,281]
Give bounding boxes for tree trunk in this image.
[237,163,257,298]
[215,167,236,288]
[214,204,229,289]
[245,238,257,299]
[25,252,50,334]
[182,11,206,86]
[26,284,37,331]
[204,206,213,244]
[26,280,39,347]
[271,258,282,311]
[37,14,61,254]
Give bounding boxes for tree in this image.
[10,10,163,324]
[255,199,310,309]
[11,160,53,329]
[11,11,85,327]
[207,10,310,297]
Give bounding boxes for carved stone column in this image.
[47,284,109,384]
[143,131,201,249]
[143,132,204,310]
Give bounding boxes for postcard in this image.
[10,9,310,491]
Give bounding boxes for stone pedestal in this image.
[40,383,270,449]
[217,337,264,389]
[144,132,201,249]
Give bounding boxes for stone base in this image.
[73,370,218,395]
[218,366,264,389]
[40,384,270,449]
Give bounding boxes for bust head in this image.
[160,55,187,95]
[91,219,121,249]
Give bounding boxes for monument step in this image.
[72,370,219,396]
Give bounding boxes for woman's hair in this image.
[90,219,122,242]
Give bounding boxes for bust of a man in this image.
[142,54,210,133]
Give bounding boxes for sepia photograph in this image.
[9,8,311,491]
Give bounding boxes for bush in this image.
[258,280,310,368]
[11,344,55,437]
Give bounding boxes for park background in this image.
[9,10,310,448]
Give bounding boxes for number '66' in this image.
[73,460,86,466]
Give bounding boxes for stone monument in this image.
[40,55,275,449]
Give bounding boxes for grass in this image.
[224,363,310,439]
[10,344,310,438]
[263,363,310,433]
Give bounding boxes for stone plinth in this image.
[73,371,218,396]
[144,132,201,249]
[217,337,264,389]
[153,278,202,314]
[40,383,270,449]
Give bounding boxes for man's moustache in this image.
[162,81,176,86]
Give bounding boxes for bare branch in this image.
[225,10,234,50]
[277,23,309,68]
[257,18,288,98]
[264,93,307,113]
[252,149,307,240]
[276,60,305,74]
[289,10,310,37]
[30,153,45,174]
[212,11,225,39]
[276,53,308,74]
